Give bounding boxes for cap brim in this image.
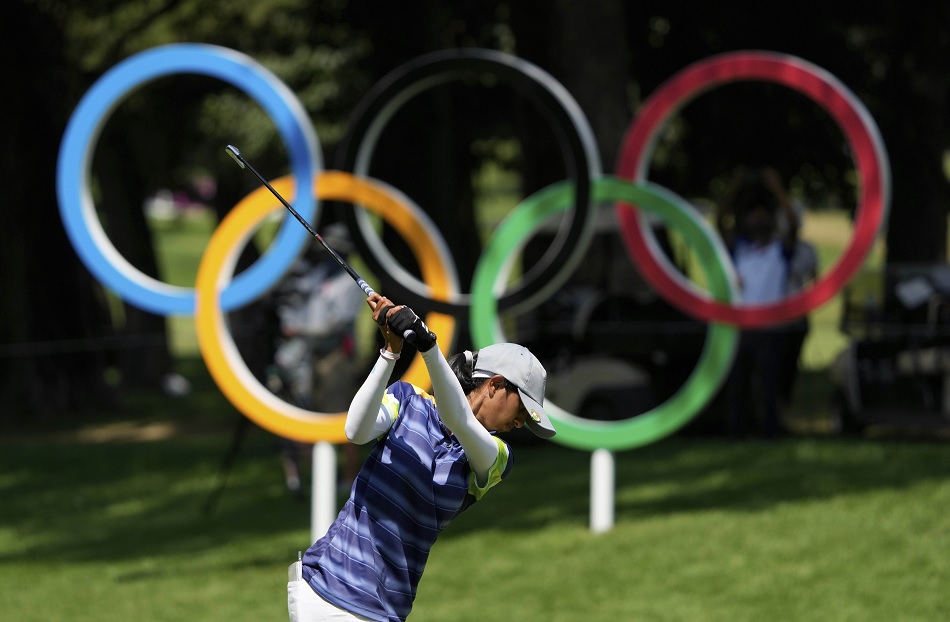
[518,389,556,439]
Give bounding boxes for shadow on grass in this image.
[0,426,315,566]
[3,421,949,565]
[444,435,950,537]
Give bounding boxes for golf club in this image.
[224,144,415,342]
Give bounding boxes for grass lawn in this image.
[2,389,949,621]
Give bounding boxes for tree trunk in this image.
[872,8,950,315]
[94,128,175,389]
[1,0,117,420]
[511,0,631,173]
[339,1,477,319]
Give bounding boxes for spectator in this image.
[267,223,365,493]
[717,167,799,439]
[779,200,819,406]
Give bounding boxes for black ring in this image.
[335,48,601,316]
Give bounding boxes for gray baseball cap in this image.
[472,343,555,439]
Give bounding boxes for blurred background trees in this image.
[3,0,949,420]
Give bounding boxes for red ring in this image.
[616,51,889,327]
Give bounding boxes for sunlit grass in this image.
[2,429,948,622]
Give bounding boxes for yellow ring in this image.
[196,171,456,443]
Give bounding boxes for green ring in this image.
[471,176,739,451]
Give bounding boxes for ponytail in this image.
[447,349,485,395]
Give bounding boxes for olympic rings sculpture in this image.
[56,44,890,449]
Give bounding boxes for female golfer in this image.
[288,293,555,621]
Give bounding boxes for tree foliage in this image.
[3,0,949,419]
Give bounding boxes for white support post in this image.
[590,448,615,534]
[311,441,338,544]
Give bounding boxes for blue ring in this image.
[56,43,320,315]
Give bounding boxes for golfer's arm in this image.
[345,355,397,444]
[420,348,498,482]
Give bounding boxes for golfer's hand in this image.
[368,294,403,354]
[368,294,437,352]
[387,308,437,353]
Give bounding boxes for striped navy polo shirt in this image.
[302,381,512,622]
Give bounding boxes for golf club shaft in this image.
[225,145,374,296]
[224,145,416,342]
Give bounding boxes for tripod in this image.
[202,364,304,515]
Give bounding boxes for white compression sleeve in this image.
[420,348,499,483]
[345,355,397,445]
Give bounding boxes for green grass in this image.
[2,410,949,621]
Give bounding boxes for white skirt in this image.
[287,562,376,622]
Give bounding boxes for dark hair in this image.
[733,180,777,216]
[447,350,518,395]
[447,350,483,394]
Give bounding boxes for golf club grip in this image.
[356,279,375,297]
